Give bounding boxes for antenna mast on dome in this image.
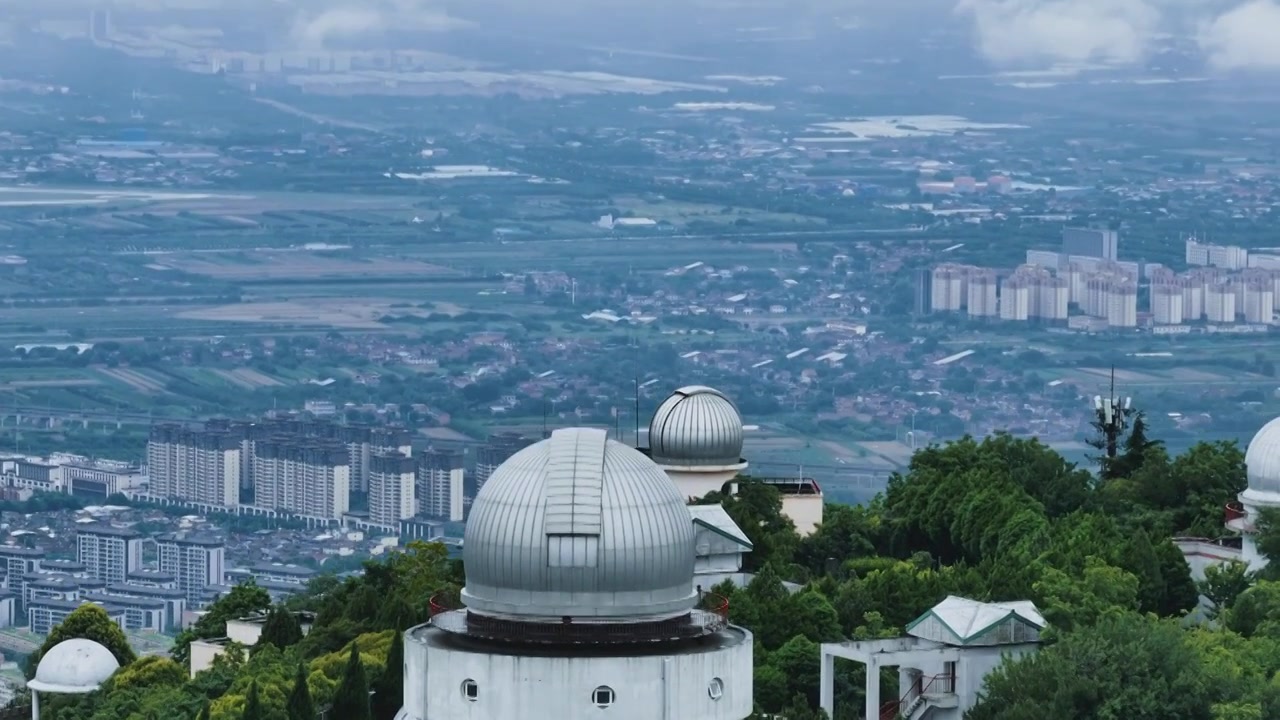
[634,376,641,447]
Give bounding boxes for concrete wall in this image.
[694,552,742,576]
[891,644,1038,719]
[189,640,232,678]
[1175,539,1243,581]
[781,495,822,537]
[226,619,264,645]
[403,626,753,720]
[664,469,737,502]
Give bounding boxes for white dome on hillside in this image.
[27,638,119,694]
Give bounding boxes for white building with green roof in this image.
[819,595,1045,720]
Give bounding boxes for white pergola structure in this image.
[819,597,1045,720]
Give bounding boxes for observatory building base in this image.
[400,621,753,720]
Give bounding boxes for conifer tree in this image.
[257,606,304,650]
[330,642,372,720]
[287,662,316,720]
[242,679,263,720]
[197,701,211,720]
[372,631,404,720]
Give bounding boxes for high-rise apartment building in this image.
[912,267,932,316]
[231,419,410,495]
[1105,280,1138,328]
[999,276,1030,321]
[253,439,351,519]
[1062,226,1118,261]
[1206,280,1237,323]
[1025,250,1064,270]
[1151,284,1185,325]
[473,433,533,496]
[1034,275,1070,321]
[76,525,143,584]
[417,449,464,522]
[0,545,43,618]
[368,453,416,527]
[929,265,965,312]
[366,450,414,525]
[965,270,998,318]
[1244,277,1275,324]
[1187,238,1249,271]
[157,533,225,606]
[362,427,413,493]
[147,424,241,507]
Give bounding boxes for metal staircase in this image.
[878,673,956,720]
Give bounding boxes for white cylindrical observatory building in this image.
[396,427,753,720]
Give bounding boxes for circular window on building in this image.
[461,679,479,702]
[708,678,724,700]
[593,686,615,708]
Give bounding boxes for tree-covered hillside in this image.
[18,430,1280,720]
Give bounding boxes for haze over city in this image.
[0,0,1280,718]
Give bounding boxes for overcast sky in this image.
[12,0,1280,71]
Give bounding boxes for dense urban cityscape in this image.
[3,1,1280,718]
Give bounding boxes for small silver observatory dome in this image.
[461,427,697,621]
[27,638,120,694]
[1246,416,1280,495]
[648,385,745,467]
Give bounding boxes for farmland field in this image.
[98,368,170,394]
[177,300,407,329]
[156,251,460,281]
[211,368,285,389]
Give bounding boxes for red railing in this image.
[1226,501,1246,523]
[880,674,955,720]
[429,594,454,618]
[700,591,730,620]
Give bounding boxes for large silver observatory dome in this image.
[462,427,697,621]
[648,385,745,467]
[1246,416,1280,496]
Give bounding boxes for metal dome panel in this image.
[648,386,745,467]
[1246,416,1280,495]
[461,427,697,621]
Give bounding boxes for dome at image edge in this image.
[461,427,697,621]
[648,385,744,467]
[1246,416,1280,495]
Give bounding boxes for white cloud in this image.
[1199,0,1280,69]
[289,0,471,49]
[955,0,1163,65]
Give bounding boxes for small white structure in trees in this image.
[819,596,1045,720]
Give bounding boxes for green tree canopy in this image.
[287,663,315,720]
[173,582,271,667]
[966,613,1216,720]
[329,642,371,720]
[371,631,403,720]
[257,606,304,652]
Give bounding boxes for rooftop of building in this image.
[77,523,142,539]
[156,532,224,547]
